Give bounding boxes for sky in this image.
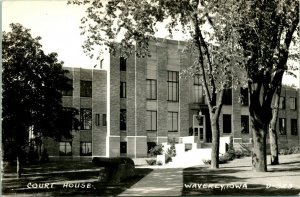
[2,0,299,87]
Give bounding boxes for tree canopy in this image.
[2,23,79,161]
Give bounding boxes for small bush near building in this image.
[156,161,163,165]
[146,159,157,166]
[149,144,164,156]
[279,146,300,155]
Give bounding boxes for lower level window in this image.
[168,112,178,132]
[80,142,92,156]
[120,142,127,155]
[59,142,72,156]
[279,118,286,135]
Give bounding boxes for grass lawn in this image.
[2,160,153,196]
[182,154,300,195]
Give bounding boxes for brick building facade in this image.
[44,39,300,159]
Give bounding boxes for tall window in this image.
[80,142,92,156]
[279,118,286,135]
[222,89,232,105]
[194,75,204,103]
[120,109,126,130]
[279,97,285,109]
[62,79,73,96]
[290,97,296,110]
[120,57,126,71]
[95,114,100,126]
[80,108,92,130]
[291,119,298,135]
[120,82,126,98]
[146,111,157,131]
[146,79,157,100]
[103,114,107,126]
[80,80,92,97]
[240,88,249,106]
[223,114,232,133]
[241,115,249,134]
[59,142,72,156]
[167,71,179,101]
[168,112,178,132]
[120,142,127,155]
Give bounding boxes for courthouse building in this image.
[44,39,300,159]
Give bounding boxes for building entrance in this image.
[193,114,206,142]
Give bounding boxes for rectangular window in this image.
[146,79,157,100]
[63,107,75,130]
[120,109,126,130]
[103,114,107,126]
[291,119,298,135]
[80,80,92,97]
[167,71,179,102]
[279,118,286,135]
[146,111,157,131]
[168,112,178,132]
[223,114,232,133]
[241,115,249,134]
[62,79,73,96]
[95,114,100,126]
[59,142,72,156]
[279,97,285,109]
[147,142,157,154]
[120,82,126,98]
[290,97,296,110]
[80,142,92,156]
[120,57,126,71]
[223,89,232,105]
[120,142,127,154]
[240,88,249,106]
[80,108,92,130]
[194,75,204,103]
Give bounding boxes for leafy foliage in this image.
[149,144,164,157]
[2,23,79,161]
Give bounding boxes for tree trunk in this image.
[251,117,267,172]
[17,156,22,178]
[269,87,281,165]
[210,114,220,169]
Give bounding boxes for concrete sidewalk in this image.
[119,168,183,196]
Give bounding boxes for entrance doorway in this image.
[193,114,206,142]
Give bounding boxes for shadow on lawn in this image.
[2,161,153,196]
[182,166,300,196]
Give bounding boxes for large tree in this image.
[69,0,246,168]
[226,0,299,171]
[2,23,79,177]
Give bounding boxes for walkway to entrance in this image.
[118,168,183,196]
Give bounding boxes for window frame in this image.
[62,78,73,96]
[167,71,179,102]
[222,88,232,105]
[59,141,72,156]
[120,82,126,98]
[289,97,297,110]
[103,114,107,126]
[80,80,92,97]
[240,87,249,106]
[80,108,92,130]
[120,57,126,71]
[146,79,157,100]
[120,109,126,130]
[279,118,287,135]
[279,96,285,109]
[146,111,157,131]
[120,142,127,154]
[241,115,249,134]
[291,119,298,135]
[168,111,178,132]
[80,142,92,156]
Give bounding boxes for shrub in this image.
[279,146,300,155]
[149,144,164,157]
[166,144,176,157]
[146,159,157,166]
[202,159,211,165]
[156,161,163,165]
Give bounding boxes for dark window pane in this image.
[95,114,100,126]
[223,114,232,133]
[147,142,157,154]
[62,79,73,96]
[120,109,126,130]
[120,142,127,154]
[223,89,232,105]
[240,88,248,106]
[120,57,126,71]
[120,82,126,98]
[103,114,107,126]
[291,119,298,135]
[167,71,179,101]
[279,97,285,109]
[80,80,92,97]
[241,115,249,134]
